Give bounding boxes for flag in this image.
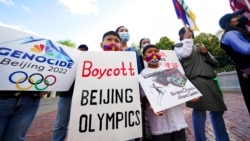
[229,0,250,30]
[172,0,199,31]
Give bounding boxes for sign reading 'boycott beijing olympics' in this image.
[68,51,142,141]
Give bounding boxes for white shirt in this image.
[174,39,194,60]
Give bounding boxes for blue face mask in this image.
[119,32,130,42]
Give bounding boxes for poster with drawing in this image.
[139,67,202,113]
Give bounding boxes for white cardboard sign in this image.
[68,51,142,141]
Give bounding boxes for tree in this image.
[57,39,76,48]
[194,33,231,67]
[157,32,233,70]
[194,33,225,57]
[156,36,175,50]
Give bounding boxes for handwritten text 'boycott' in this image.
[81,61,136,79]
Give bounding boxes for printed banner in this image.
[68,52,142,141]
[139,67,202,113]
[139,51,201,113]
[0,26,81,91]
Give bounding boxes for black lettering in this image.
[128,111,135,126]
[125,89,133,103]
[0,58,10,65]
[90,90,97,105]
[88,114,95,132]
[81,90,89,106]
[135,110,141,125]
[106,113,115,130]
[79,114,88,132]
[116,112,123,129]
[97,113,105,131]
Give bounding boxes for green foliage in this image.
[156,36,175,50]
[194,32,232,68]
[156,32,234,71]
[57,39,76,48]
[194,33,225,57]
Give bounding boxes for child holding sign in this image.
[140,44,187,141]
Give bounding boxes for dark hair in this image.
[178,27,194,41]
[78,44,88,50]
[102,31,121,41]
[115,26,124,33]
[142,44,159,55]
[139,38,150,49]
[219,9,245,29]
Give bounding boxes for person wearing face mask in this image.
[115,26,144,73]
[139,38,151,69]
[140,44,187,141]
[139,38,151,51]
[100,31,141,141]
[100,31,121,51]
[173,27,229,141]
[219,8,250,114]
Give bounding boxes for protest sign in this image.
[68,51,142,141]
[139,51,201,113]
[0,26,80,91]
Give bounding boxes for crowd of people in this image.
[1,8,250,141]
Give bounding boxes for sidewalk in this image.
[26,91,250,141]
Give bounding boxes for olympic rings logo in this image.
[9,71,57,90]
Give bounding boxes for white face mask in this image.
[141,43,149,52]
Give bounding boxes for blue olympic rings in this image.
[9,71,57,90]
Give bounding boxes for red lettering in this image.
[82,61,92,77]
[81,61,135,79]
[159,51,167,57]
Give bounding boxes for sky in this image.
[0,0,233,51]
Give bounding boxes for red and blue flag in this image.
[172,0,199,31]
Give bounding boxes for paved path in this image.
[26,91,250,141]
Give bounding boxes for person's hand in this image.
[154,110,165,116]
[149,105,165,116]
[197,44,207,54]
[190,97,200,103]
[40,91,49,96]
[183,28,193,39]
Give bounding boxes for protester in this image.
[140,44,187,141]
[219,9,250,114]
[53,44,88,141]
[173,27,229,141]
[115,25,144,73]
[100,31,121,51]
[139,38,151,51]
[0,91,47,141]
